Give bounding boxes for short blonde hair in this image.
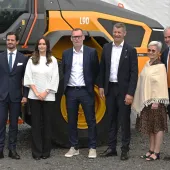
[148,41,162,52]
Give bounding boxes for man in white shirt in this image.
[62,28,99,158]
[99,23,138,160]
[0,32,28,159]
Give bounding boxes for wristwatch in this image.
[45,89,50,93]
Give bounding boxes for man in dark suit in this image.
[161,27,170,117]
[62,28,99,158]
[0,32,28,159]
[99,23,138,160]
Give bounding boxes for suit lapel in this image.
[83,46,88,70]
[166,48,169,69]
[68,49,73,71]
[107,43,113,68]
[4,51,10,73]
[118,43,128,72]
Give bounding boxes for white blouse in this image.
[24,56,59,101]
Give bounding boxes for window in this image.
[0,0,27,9]
[0,0,28,33]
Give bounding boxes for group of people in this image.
[0,22,170,162]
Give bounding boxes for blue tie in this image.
[9,52,13,72]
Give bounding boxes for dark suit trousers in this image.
[106,83,131,152]
[29,99,55,157]
[0,95,21,151]
[167,88,170,118]
[65,87,97,149]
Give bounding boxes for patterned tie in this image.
[9,52,13,72]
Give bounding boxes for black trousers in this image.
[65,86,97,149]
[106,83,131,152]
[29,99,55,157]
[0,95,21,151]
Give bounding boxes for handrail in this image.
[22,0,38,48]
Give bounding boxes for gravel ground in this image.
[1,121,170,170]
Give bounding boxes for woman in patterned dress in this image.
[132,41,169,161]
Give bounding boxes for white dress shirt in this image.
[109,41,124,82]
[7,49,17,68]
[67,46,85,86]
[24,56,59,101]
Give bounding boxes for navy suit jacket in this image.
[0,50,28,102]
[161,47,169,71]
[99,42,138,96]
[62,45,99,95]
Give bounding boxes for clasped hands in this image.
[35,91,48,101]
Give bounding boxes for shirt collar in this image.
[73,45,83,53]
[112,41,124,47]
[7,49,17,56]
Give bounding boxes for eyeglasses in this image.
[71,35,83,40]
[147,49,156,53]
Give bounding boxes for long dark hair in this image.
[32,37,52,65]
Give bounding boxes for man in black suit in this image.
[161,27,170,117]
[0,32,28,159]
[99,23,138,160]
[62,28,99,158]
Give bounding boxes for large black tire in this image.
[51,61,108,147]
[51,78,109,148]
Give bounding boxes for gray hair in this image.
[113,23,126,32]
[148,41,162,52]
[164,26,170,34]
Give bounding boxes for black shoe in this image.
[140,150,154,159]
[33,156,41,160]
[146,152,160,161]
[0,151,4,159]
[120,151,129,160]
[32,154,41,160]
[41,155,50,159]
[100,148,117,157]
[8,150,20,160]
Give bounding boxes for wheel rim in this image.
[60,86,106,129]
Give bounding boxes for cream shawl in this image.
[132,61,169,117]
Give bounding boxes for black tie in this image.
[9,52,13,72]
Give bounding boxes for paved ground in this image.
[0,122,170,170]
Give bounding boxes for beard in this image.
[7,44,16,50]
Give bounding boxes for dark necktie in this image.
[9,52,13,72]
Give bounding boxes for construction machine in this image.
[0,0,165,147]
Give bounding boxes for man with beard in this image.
[0,32,28,159]
[99,23,138,160]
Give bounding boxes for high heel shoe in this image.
[146,152,160,161]
[140,150,154,159]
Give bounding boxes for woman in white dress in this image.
[24,37,59,160]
